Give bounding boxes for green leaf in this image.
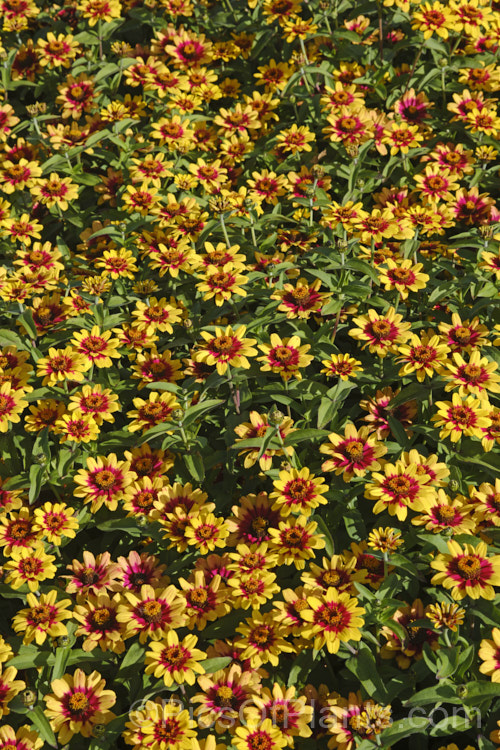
[0,328,28,349]
[345,258,380,284]
[312,515,334,557]
[389,383,430,408]
[454,644,475,680]
[93,62,120,82]
[17,310,38,339]
[52,644,72,681]
[429,714,473,736]
[283,428,331,447]
[182,399,224,429]
[183,451,205,482]
[346,643,388,703]
[29,705,58,747]
[88,226,123,240]
[199,656,232,673]
[96,518,141,536]
[404,683,463,707]
[145,382,181,393]
[28,464,45,505]
[118,642,146,674]
[462,680,500,705]
[387,415,410,448]
[231,436,281,451]
[379,717,429,745]
[8,645,51,669]
[287,649,319,687]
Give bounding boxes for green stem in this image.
[376,0,384,62]
[219,212,231,248]
[403,38,426,95]
[226,365,240,414]
[283,378,292,419]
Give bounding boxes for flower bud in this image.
[172,408,184,422]
[479,225,493,240]
[268,408,285,426]
[93,724,106,738]
[22,689,37,708]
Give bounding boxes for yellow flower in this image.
[73,453,135,512]
[126,390,180,432]
[479,628,500,682]
[270,467,328,516]
[0,666,25,718]
[77,0,122,26]
[349,307,412,357]
[432,393,492,441]
[268,515,326,569]
[442,350,500,400]
[195,325,257,375]
[71,326,121,369]
[32,502,79,545]
[320,424,387,481]
[124,698,196,750]
[411,1,458,39]
[36,346,91,386]
[378,259,429,299]
[432,540,500,600]
[234,718,287,750]
[44,669,116,744]
[117,584,186,642]
[3,544,57,591]
[12,590,73,645]
[321,353,363,380]
[364,461,436,521]
[301,588,365,653]
[145,631,207,686]
[397,330,450,381]
[196,263,249,306]
[30,173,79,210]
[0,382,28,432]
[258,333,313,381]
[235,610,294,667]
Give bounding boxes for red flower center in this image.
[456,555,482,579]
[94,469,117,489]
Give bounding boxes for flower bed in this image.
[1,0,500,748]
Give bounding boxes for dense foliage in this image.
[1,0,500,748]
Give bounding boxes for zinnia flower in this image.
[431,540,500,599]
[44,669,116,744]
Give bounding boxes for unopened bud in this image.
[172,408,184,422]
[479,225,493,240]
[268,408,285,426]
[93,724,106,738]
[22,689,37,708]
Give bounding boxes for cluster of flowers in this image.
[1,0,500,748]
